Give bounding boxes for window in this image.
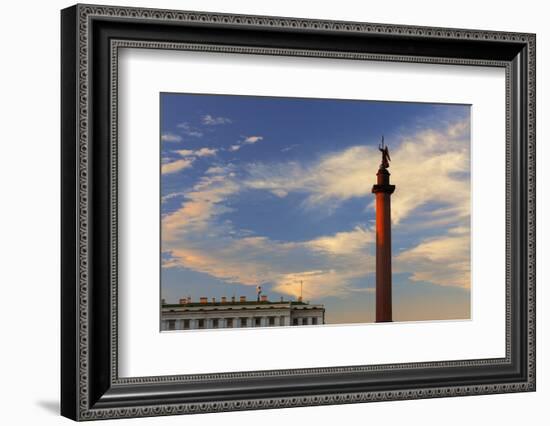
[168,320,176,330]
[226,318,233,328]
[212,318,219,328]
[183,319,190,329]
[255,317,262,327]
[198,319,205,329]
[240,317,248,327]
[292,318,298,326]
[268,317,275,326]
[312,317,318,325]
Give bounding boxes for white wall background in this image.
[0,0,546,424]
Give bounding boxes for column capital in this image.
[372,184,395,194]
[372,166,395,194]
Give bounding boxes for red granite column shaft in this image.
[372,168,395,323]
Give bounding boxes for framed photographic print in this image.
[61,4,536,421]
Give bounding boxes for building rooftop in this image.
[162,300,309,308]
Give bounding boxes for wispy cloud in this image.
[161,192,186,203]
[273,266,371,299]
[176,122,203,138]
[202,114,232,125]
[228,136,264,152]
[162,118,470,295]
[161,158,194,175]
[163,228,374,299]
[195,147,218,157]
[161,132,182,143]
[162,174,240,238]
[306,225,374,256]
[161,165,374,298]
[174,149,194,157]
[270,189,288,198]
[244,118,470,225]
[395,226,470,288]
[206,166,227,175]
[175,147,218,158]
[243,136,263,144]
[281,144,299,152]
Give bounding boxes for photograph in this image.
[159,94,471,331]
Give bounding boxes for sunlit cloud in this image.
[162,164,375,298]
[273,268,370,299]
[243,136,263,144]
[161,132,182,143]
[174,149,194,157]
[161,158,194,174]
[161,118,470,296]
[195,147,218,157]
[161,192,186,203]
[162,174,240,239]
[395,226,470,288]
[306,225,374,256]
[227,135,264,152]
[244,118,470,226]
[163,228,374,299]
[206,166,231,175]
[175,147,218,158]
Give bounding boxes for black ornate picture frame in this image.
[61,4,536,421]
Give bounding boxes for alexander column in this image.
[372,137,395,323]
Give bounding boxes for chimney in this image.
[200,297,208,304]
[297,296,303,302]
[260,295,268,302]
[239,296,247,302]
[231,296,236,303]
[221,296,227,304]
[179,298,187,305]
[212,297,216,303]
[161,298,166,305]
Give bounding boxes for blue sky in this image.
[160,93,471,323]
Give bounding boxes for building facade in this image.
[161,296,325,331]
